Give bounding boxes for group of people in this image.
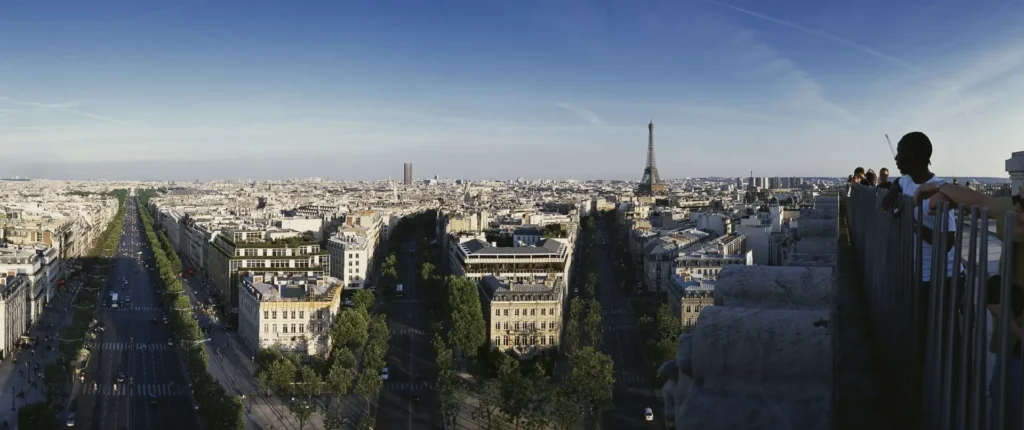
[862,131,1024,426]
[848,166,893,189]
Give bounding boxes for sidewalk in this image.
[180,274,318,430]
[0,278,87,427]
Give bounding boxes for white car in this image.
[66,411,76,427]
[644,407,654,421]
[380,367,389,381]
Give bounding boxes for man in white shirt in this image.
[881,131,966,425]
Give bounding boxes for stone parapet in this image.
[663,194,837,430]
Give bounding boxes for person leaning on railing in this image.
[914,181,1024,427]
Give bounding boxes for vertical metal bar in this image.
[964,207,980,430]
[928,202,945,428]
[997,209,1014,430]
[974,210,990,430]
[941,201,956,430]
[954,206,969,430]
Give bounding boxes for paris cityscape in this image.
[2,1,1022,430]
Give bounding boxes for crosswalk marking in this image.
[105,306,162,312]
[603,324,636,331]
[82,383,184,397]
[603,309,629,316]
[395,299,422,304]
[613,372,646,386]
[96,342,169,351]
[392,327,426,336]
[383,381,434,392]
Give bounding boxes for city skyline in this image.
[2,0,1023,180]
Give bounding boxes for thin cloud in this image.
[697,0,971,117]
[0,95,128,124]
[556,102,605,126]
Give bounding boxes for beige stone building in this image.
[237,274,344,357]
[481,276,563,358]
[668,274,715,330]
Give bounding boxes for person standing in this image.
[877,167,893,190]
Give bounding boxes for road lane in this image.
[75,197,200,430]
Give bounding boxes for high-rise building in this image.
[403,163,412,185]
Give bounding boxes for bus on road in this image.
[396,284,404,298]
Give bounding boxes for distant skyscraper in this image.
[403,163,412,185]
[637,121,667,196]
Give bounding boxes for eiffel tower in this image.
[637,120,667,196]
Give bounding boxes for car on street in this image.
[117,373,125,383]
[644,407,654,421]
[380,367,389,381]
[167,337,174,346]
[66,412,76,427]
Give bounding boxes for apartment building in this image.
[237,274,344,357]
[675,234,752,279]
[642,229,712,292]
[0,275,29,360]
[0,245,52,322]
[448,236,572,284]
[326,231,373,289]
[208,230,329,312]
[481,275,562,358]
[668,274,714,330]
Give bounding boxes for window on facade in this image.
[503,322,508,330]
[514,336,520,346]
[264,311,269,319]
[550,308,555,315]
[503,309,508,316]
[291,311,296,319]
[541,309,546,316]
[299,311,304,319]
[541,336,547,345]
[317,310,323,319]
[514,321,520,331]
[541,322,546,329]
[503,336,509,346]
[272,324,277,332]
[263,324,268,333]
[282,325,288,333]
[548,335,555,345]
[272,311,277,319]
[530,309,536,316]
[495,322,500,329]
[514,309,519,316]
[299,324,304,333]
[531,336,537,345]
[495,309,500,316]
[291,324,296,333]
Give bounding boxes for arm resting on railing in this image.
[915,183,1003,217]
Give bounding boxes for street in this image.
[594,227,662,429]
[73,197,200,430]
[178,269,318,430]
[377,240,440,429]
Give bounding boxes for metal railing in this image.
[847,183,1019,430]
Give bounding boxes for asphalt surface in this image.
[594,227,662,429]
[377,240,440,430]
[73,196,200,430]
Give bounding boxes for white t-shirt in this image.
[899,175,961,282]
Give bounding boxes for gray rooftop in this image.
[460,238,564,257]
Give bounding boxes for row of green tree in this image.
[137,192,245,430]
[23,190,131,429]
[254,278,390,429]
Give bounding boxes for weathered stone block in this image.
[677,387,829,430]
[715,266,833,310]
[691,307,831,390]
[786,252,837,268]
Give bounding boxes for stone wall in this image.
[661,196,837,430]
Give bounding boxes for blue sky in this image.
[1,0,1022,180]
